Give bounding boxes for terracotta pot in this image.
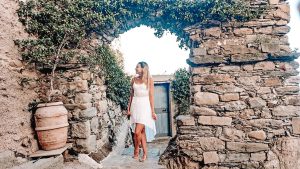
[35,102,69,150]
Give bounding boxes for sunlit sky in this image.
[111,1,300,75]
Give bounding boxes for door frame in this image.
[152,75,176,137]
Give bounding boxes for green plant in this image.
[171,68,191,116]
[80,46,131,110]
[15,0,263,104]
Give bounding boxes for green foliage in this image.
[15,0,263,106]
[16,0,262,64]
[80,46,131,110]
[171,68,191,115]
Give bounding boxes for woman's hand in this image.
[152,112,157,120]
[127,110,131,116]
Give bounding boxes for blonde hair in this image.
[137,61,151,89]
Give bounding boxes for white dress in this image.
[130,81,156,142]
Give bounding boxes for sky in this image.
[111,1,300,75]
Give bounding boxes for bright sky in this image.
[111,1,300,75]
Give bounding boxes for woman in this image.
[127,61,157,162]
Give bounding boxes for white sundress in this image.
[130,81,156,142]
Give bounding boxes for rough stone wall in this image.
[0,0,39,156]
[161,0,300,168]
[36,62,126,158]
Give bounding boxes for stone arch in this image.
[98,0,300,168]
[13,0,300,168]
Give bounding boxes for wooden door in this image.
[154,83,170,137]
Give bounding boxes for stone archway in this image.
[7,0,299,168]
[99,0,300,168]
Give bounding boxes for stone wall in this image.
[160,0,300,168]
[36,63,126,157]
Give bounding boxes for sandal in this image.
[139,155,147,162]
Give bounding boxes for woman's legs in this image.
[141,127,147,159]
[133,123,144,159]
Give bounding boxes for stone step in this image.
[11,155,64,169]
[0,150,18,169]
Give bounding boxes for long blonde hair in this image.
[137,61,150,89]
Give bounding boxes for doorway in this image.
[154,83,171,137]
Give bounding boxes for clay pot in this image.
[35,102,69,150]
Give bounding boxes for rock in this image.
[202,84,244,94]
[197,137,225,151]
[191,85,201,94]
[233,28,253,36]
[176,115,195,126]
[250,152,266,162]
[261,43,280,53]
[273,138,300,169]
[220,93,239,102]
[96,100,108,115]
[203,151,219,164]
[273,26,290,34]
[72,121,91,138]
[76,135,97,153]
[257,87,272,94]
[79,107,97,119]
[238,76,260,86]
[75,93,92,104]
[263,77,282,87]
[191,67,211,74]
[223,153,250,163]
[188,55,224,64]
[284,76,300,85]
[190,106,217,116]
[231,53,267,62]
[273,9,290,20]
[91,117,99,134]
[268,0,279,5]
[247,97,267,108]
[248,130,267,140]
[78,154,102,168]
[248,119,283,129]
[204,27,221,37]
[193,74,234,84]
[239,109,255,119]
[272,106,300,117]
[222,45,257,54]
[75,80,88,92]
[227,142,269,152]
[219,65,241,72]
[78,103,93,110]
[223,127,245,141]
[198,116,232,126]
[264,151,280,169]
[195,92,219,105]
[224,101,247,111]
[275,86,299,95]
[192,48,207,56]
[0,151,18,169]
[283,95,300,106]
[254,61,275,70]
[254,27,273,34]
[292,117,300,134]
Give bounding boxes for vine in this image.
[15,0,263,107]
[171,68,191,116]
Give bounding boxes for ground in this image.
[64,138,169,169]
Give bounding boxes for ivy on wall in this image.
[15,0,263,108]
[80,46,131,110]
[171,68,191,116]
